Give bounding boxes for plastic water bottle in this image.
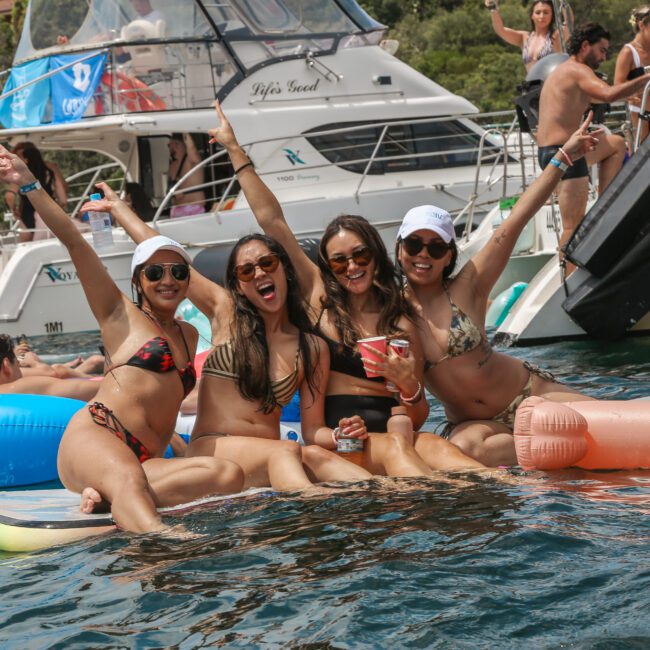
[87,192,114,250]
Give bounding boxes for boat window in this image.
[304,120,502,174]
[17,0,216,60]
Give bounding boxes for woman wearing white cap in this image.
[395,116,600,466]
[82,183,372,492]
[206,103,483,474]
[0,146,244,534]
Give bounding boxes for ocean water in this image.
[1,334,649,648]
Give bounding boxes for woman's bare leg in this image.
[300,445,372,482]
[414,432,485,470]
[363,432,432,477]
[448,421,517,467]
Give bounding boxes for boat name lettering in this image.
[43,265,78,283]
[251,78,320,100]
[276,175,295,182]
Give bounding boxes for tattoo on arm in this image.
[494,228,507,245]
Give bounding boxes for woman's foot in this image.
[80,487,110,514]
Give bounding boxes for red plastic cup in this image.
[357,336,387,378]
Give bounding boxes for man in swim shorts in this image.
[537,22,650,264]
[0,334,99,401]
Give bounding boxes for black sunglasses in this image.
[401,236,450,260]
[235,253,280,282]
[327,246,374,275]
[142,263,190,282]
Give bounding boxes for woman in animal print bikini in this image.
[395,115,601,467]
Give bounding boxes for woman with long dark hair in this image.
[0,145,244,533]
[395,117,600,466]
[208,103,483,475]
[486,0,570,71]
[83,184,372,491]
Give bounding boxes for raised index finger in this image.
[579,110,593,134]
[214,99,227,124]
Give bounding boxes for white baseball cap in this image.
[397,205,456,243]
[130,235,191,275]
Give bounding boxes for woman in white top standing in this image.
[615,6,650,146]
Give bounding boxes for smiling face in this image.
[325,228,376,296]
[234,239,287,313]
[531,1,554,31]
[397,229,453,287]
[137,249,189,311]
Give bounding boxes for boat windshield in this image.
[14,0,216,62]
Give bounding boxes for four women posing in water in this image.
[0,102,600,534]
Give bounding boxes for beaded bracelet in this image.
[400,381,422,404]
[234,161,254,175]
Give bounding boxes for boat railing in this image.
[634,79,650,152]
[65,163,125,219]
[153,110,534,224]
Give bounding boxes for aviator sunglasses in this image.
[142,263,190,282]
[401,235,450,260]
[235,253,281,282]
[327,246,374,275]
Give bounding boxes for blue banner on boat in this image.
[50,51,107,123]
[0,58,50,128]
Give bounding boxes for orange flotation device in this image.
[95,71,166,114]
[514,396,650,470]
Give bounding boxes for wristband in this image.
[234,161,254,175]
[400,381,422,404]
[19,180,42,194]
[331,427,341,446]
[549,157,568,172]
[558,147,573,166]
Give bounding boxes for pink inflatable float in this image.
[514,396,650,470]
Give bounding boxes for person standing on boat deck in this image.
[486,0,571,72]
[82,184,373,490]
[537,22,650,263]
[167,133,206,218]
[615,6,650,146]
[0,334,101,401]
[0,145,244,533]
[208,103,484,474]
[396,115,601,467]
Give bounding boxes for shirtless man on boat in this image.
[537,22,650,259]
[0,334,99,401]
[167,133,206,218]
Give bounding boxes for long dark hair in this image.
[125,182,155,222]
[225,234,319,414]
[529,0,557,33]
[318,215,413,349]
[14,142,53,188]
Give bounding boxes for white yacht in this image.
[0,0,532,337]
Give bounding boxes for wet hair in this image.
[125,182,155,222]
[0,334,16,366]
[529,0,556,34]
[318,214,413,349]
[225,234,319,414]
[630,5,650,33]
[394,238,459,284]
[567,23,611,56]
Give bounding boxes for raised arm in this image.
[0,146,122,324]
[209,101,325,310]
[466,113,601,301]
[486,1,527,48]
[84,183,230,323]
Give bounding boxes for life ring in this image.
[95,70,166,114]
[514,396,650,470]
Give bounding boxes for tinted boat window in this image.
[305,120,499,174]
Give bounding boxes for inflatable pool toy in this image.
[514,396,650,470]
[486,282,528,328]
[0,394,85,488]
[0,487,270,553]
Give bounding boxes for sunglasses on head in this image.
[327,246,374,275]
[235,253,280,282]
[401,235,450,260]
[142,263,190,282]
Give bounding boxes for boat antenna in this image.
[552,0,574,53]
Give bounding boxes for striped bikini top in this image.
[202,340,300,407]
